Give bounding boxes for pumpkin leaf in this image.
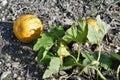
[63,55,76,67]
[81,52,96,65]
[87,24,100,44]
[37,47,53,63]
[110,52,120,61]
[63,19,88,43]
[99,54,112,70]
[43,57,60,79]
[62,25,78,43]
[93,53,112,70]
[33,34,54,51]
[87,15,110,44]
[49,25,65,40]
[78,17,86,31]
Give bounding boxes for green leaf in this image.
[62,25,78,43]
[78,17,86,31]
[82,52,112,70]
[43,57,60,79]
[100,54,112,70]
[77,18,88,42]
[41,52,54,64]
[61,55,76,70]
[81,52,96,65]
[63,19,88,43]
[87,25,100,44]
[63,55,76,67]
[96,15,110,35]
[49,25,65,40]
[93,53,112,70]
[42,69,53,79]
[97,53,112,70]
[110,52,120,61]
[87,15,110,44]
[37,47,53,63]
[37,47,46,62]
[76,28,87,42]
[33,34,54,51]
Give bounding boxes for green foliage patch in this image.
[33,15,119,80]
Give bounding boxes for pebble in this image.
[50,77,56,80]
[17,76,22,80]
[59,71,67,76]
[1,0,7,6]
[0,61,2,65]
[6,63,11,67]
[34,71,38,75]
[114,49,119,53]
[12,62,20,68]
[72,43,79,51]
[13,73,18,78]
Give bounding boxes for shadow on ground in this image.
[0,21,44,79]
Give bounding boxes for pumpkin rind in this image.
[13,14,43,43]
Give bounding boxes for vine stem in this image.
[97,44,102,62]
[116,65,120,80]
[78,65,107,80]
[92,66,107,80]
[76,43,81,62]
[78,65,89,76]
[96,43,102,80]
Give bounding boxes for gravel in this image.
[0,0,120,80]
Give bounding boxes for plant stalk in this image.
[97,44,102,62]
[91,66,107,80]
[77,43,81,62]
[117,65,120,80]
[96,44,102,80]
[78,65,89,76]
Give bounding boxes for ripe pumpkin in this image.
[13,14,43,43]
[86,19,99,31]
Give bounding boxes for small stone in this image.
[12,62,20,68]
[50,77,56,80]
[13,73,18,78]
[17,76,22,80]
[20,71,25,76]
[114,49,119,53]
[6,63,11,67]
[34,71,38,75]
[1,0,7,6]
[5,54,11,61]
[72,43,79,51]
[0,61,2,65]
[59,71,67,76]
[1,31,5,34]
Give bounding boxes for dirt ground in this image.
[0,0,120,80]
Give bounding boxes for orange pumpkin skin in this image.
[86,19,99,31]
[13,14,43,43]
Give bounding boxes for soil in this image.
[0,0,120,80]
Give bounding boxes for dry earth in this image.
[0,0,120,80]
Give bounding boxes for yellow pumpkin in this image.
[13,14,43,43]
[86,19,99,31]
